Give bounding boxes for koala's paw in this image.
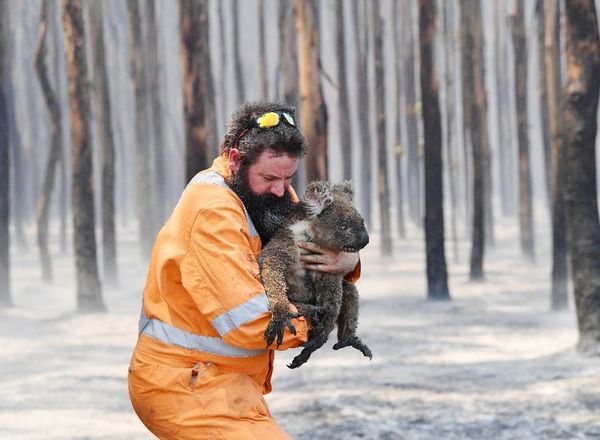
[264,310,301,348]
[333,335,373,360]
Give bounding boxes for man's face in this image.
[229,149,300,243]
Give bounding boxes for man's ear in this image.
[228,148,242,173]
[304,181,332,217]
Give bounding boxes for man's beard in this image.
[229,166,295,244]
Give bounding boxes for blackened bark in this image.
[512,0,535,260]
[545,0,568,310]
[232,0,245,104]
[561,0,600,353]
[372,0,392,256]
[352,0,372,227]
[63,0,105,313]
[461,0,485,280]
[180,0,214,181]
[442,0,458,261]
[335,0,352,181]
[419,0,450,299]
[294,0,328,181]
[146,1,166,222]
[392,0,406,238]
[404,0,423,226]
[35,0,62,283]
[258,0,268,99]
[126,0,154,259]
[0,0,11,307]
[536,0,552,207]
[90,1,117,286]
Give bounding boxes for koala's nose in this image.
[358,229,370,248]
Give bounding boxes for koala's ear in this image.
[304,181,332,216]
[332,180,354,201]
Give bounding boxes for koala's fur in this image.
[258,181,372,368]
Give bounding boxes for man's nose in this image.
[270,181,286,197]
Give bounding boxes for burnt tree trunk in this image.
[90,1,117,286]
[404,0,423,226]
[258,0,268,99]
[561,0,600,354]
[372,0,392,256]
[352,0,372,227]
[63,0,105,313]
[294,0,328,181]
[512,0,535,260]
[494,1,515,217]
[146,1,167,223]
[419,0,450,299]
[180,0,213,181]
[461,0,485,280]
[545,0,568,310]
[0,0,11,307]
[232,0,245,105]
[335,0,352,181]
[278,2,303,191]
[35,0,62,283]
[392,0,406,238]
[442,0,459,261]
[126,0,154,259]
[536,0,552,207]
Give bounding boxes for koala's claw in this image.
[333,335,373,360]
[264,312,301,348]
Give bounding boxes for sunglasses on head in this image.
[253,111,296,129]
[234,111,297,148]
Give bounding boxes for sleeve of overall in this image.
[344,258,361,284]
[181,196,308,351]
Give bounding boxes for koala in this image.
[258,181,372,369]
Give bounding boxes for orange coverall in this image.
[128,155,359,439]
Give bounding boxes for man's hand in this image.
[297,241,359,276]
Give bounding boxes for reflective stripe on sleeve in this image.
[210,294,269,336]
[138,308,266,358]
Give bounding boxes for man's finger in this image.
[297,241,320,252]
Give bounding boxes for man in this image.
[128,102,360,439]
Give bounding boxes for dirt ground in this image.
[2,221,600,439]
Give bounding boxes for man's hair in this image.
[220,101,307,166]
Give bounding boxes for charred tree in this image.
[392,0,406,238]
[180,0,214,181]
[545,0,568,310]
[372,0,392,256]
[294,0,328,181]
[494,1,515,217]
[419,0,449,299]
[442,0,459,261]
[561,0,600,353]
[146,1,166,222]
[0,0,11,307]
[35,0,62,283]
[404,0,423,226]
[536,0,552,207]
[512,0,535,260]
[258,0,268,99]
[90,1,117,286]
[62,0,105,312]
[232,0,245,105]
[352,0,372,227]
[335,0,352,181]
[461,0,486,280]
[126,0,154,259]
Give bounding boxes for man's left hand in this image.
[297,241,359,277]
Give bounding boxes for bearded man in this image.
[127,102,360,439]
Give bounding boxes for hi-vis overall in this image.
[128,155,360,439]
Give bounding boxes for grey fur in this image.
[258,181,372,368]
